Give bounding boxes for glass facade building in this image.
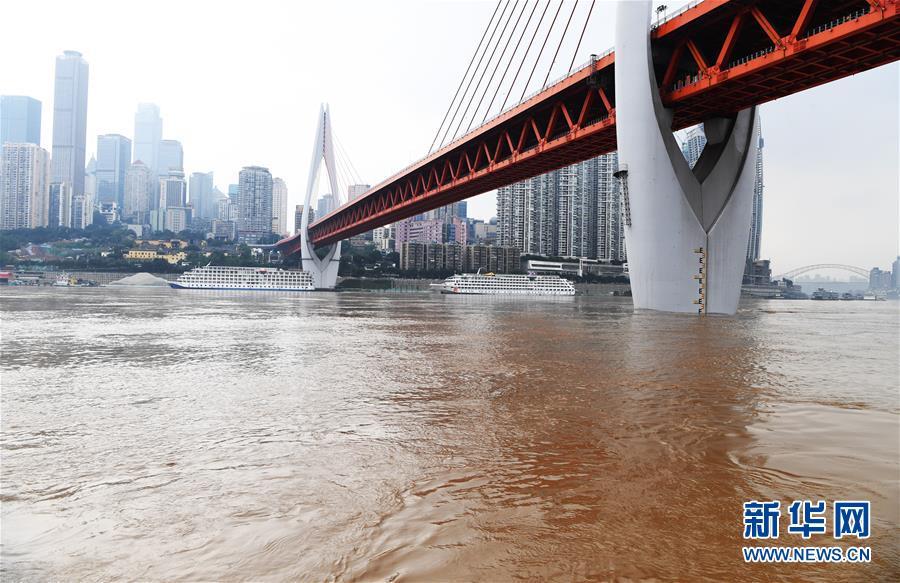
[0,96,42,146]
[50,51,89,196]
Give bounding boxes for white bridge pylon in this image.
[616,0,759,315]
[299,104,342,289]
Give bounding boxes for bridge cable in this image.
[498,0,553,113]
[437,0,510,150]
[428,0,503,154]
[465,0,532,133]
[518,0,565,104]
[479,0,541,125]
[540,0,579,90]
[567,0,595,73]
[447,0,517,144]
[335,134,364,186]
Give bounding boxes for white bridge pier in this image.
[615,1,759,314]
[299,104,342,289]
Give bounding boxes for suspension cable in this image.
[437,0,511,150]
[428,0,503,154]
[448,0,517,143]
[568,0,595,73]
[499,0,552,113]
[480,0,540,125]
[519,0,564,104]
[465,0,531,133]
[541,0,579,89]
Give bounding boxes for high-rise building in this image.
[1,96,42,145]
[272,177,288,236]
[395,218,443,244]
[158,139,183,178]
[189,171,215,219]
[316,193,336,218]
[587,152,624,262]
[63,189,93,229]
[95,134,132,207]
[347,183,369,201]
[681,125,707,168]
[892,257,899,290]
[124,161,153,221]
[83,156,96,198]
[218,197,237,221]
[133,104,162,176]
[497,180,533,251]
[294,204,315,234]
[51,51,89,196]
[1,143,51,230]
[869,267,892,291]
[164,206,192,233]
[237,166,273,243]
[372,224,394,250]
[54,183,72,227]
[159,170,187,209]
[747,132,764,262]
[47,182,64,227]
[497,152,624,261]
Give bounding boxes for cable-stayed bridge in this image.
[278,0,899,314]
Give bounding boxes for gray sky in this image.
[1,0,896,272]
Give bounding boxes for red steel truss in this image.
[278,0,899,253]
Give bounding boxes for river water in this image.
[1,287,898,581]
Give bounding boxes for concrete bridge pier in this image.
[615,0,758,315]
[300,104,341,289]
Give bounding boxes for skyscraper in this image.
[588,152,624,262]
[50,50,89,196]
[189,171,215,219]
[133,104,162,176]
[272,177,288,235]
[157,139,183,177]
[237,166,273,243]
[1,143,51,230]
[681,125,707,168]
[96,134,132,207]
[159,170,187,209]
[316,193,336,218]
[747,132,764,262]
[347,183,369,201]
[1,96,42,145]
[294,204,315,234]
[496,152,624,261]
[124,161,153,221]
[497,179,533,252]
[84,156,96,198]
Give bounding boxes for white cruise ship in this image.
[436,272,575,296]
[170,266,315,291]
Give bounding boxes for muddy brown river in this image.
[1,287,897,581]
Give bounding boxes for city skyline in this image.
[0,0,896,271]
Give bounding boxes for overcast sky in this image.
[1,0,896,272]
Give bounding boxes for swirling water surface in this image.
[1,287,898,581]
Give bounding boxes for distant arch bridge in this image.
[776,264,869,281]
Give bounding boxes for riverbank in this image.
[9,270,179,286]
